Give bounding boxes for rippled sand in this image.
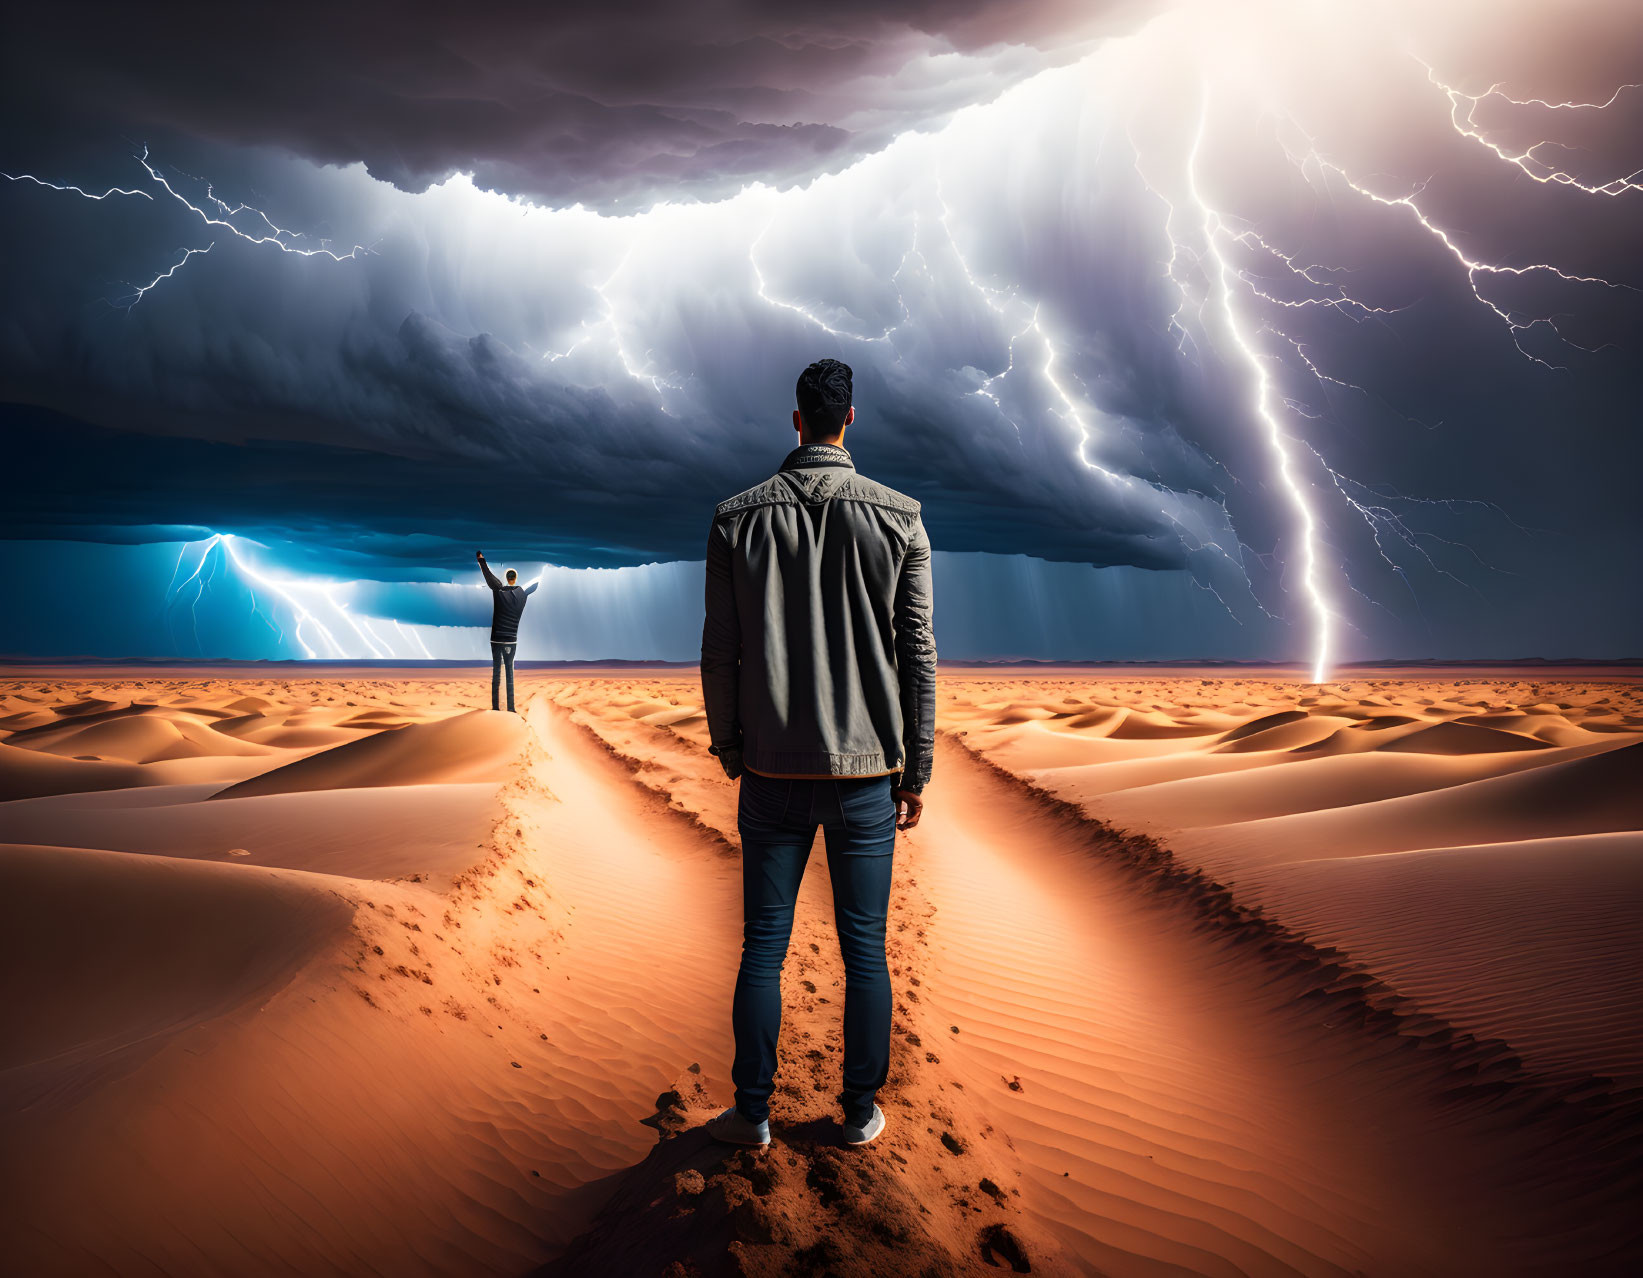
[2,666,1639,1276]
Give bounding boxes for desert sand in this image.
[2,665,1640,1276]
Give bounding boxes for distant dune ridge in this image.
[1,666,1640,1275]
[214,709,528,798]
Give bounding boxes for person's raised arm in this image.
[524,581,539,596]
[700,516,743,780]
[891,516,936,829]
[476,549,503,591]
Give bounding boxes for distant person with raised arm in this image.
[700,358,937,1150]
[476,550,536,713]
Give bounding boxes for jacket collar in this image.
[781,442,855,472]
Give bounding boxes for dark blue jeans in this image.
[733,770,896,1128]
[491,641,516,711]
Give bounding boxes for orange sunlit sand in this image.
[2,665,1640,1275]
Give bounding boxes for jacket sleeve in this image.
[892,516,937,793]
[479,560,503,591]
[700,515,744,779]
[524,581,539,596]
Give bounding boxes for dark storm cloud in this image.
[3,0,1151,211]
[0,87,1258,604]
[0,405,651,571]
[1,0,1640,661]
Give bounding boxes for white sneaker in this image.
[842,1104,886,1146]
[705,1106,770,1147]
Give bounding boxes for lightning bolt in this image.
[114,243,213,311]
[1183,100,1335,683]
[324,586,389,659]
[184,534,517,660]
[161,533,366,658]
[747,213,919,346]
[394,618,433,660]
[934,176,1289,634]
[1425,63,1643,197]
[13,33,1637,681]
[0,171,151,201]
[4,145,370,308]
[934,186,1128,485]
[1126,136,1209,360]
[132,147,371,262]
[1144,49,1639,678]
[161,531,552,660]
[165,537,219,653]
[543,248,685,406]
[1303,153,1632,368]
[1278,61,1640,370]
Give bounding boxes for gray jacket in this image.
[701,442,936,793]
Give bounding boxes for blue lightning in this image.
[161,534,443,659]
[156,532,560,660]
[164,537,219,653]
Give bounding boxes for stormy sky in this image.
[1,0,1639,664]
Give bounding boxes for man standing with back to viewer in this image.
[476,550,536,713]
[700,358,937,1149]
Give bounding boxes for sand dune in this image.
[1,666,1639,1276]
[2,782,502,881]
[1170,737,1643,870]
[1234,831,1643,1086]
[1,673,750,1276]
[1215,712,1357,752]
[1378,718,1553,754]
[206,709,367,748]
[0,738,154,801]
[0,841,354,1110]
[1062,742,1615,833]
[10,705,279,762]
[215,708,527,797]
[0,680,493,800]
[942,668,1643,1188]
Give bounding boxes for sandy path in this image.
[544,688,1642,1276]
[538,690,1069,1276]
[505,693,743,1183]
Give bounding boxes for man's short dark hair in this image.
[795,358,853,435]
[506,569,518,583]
